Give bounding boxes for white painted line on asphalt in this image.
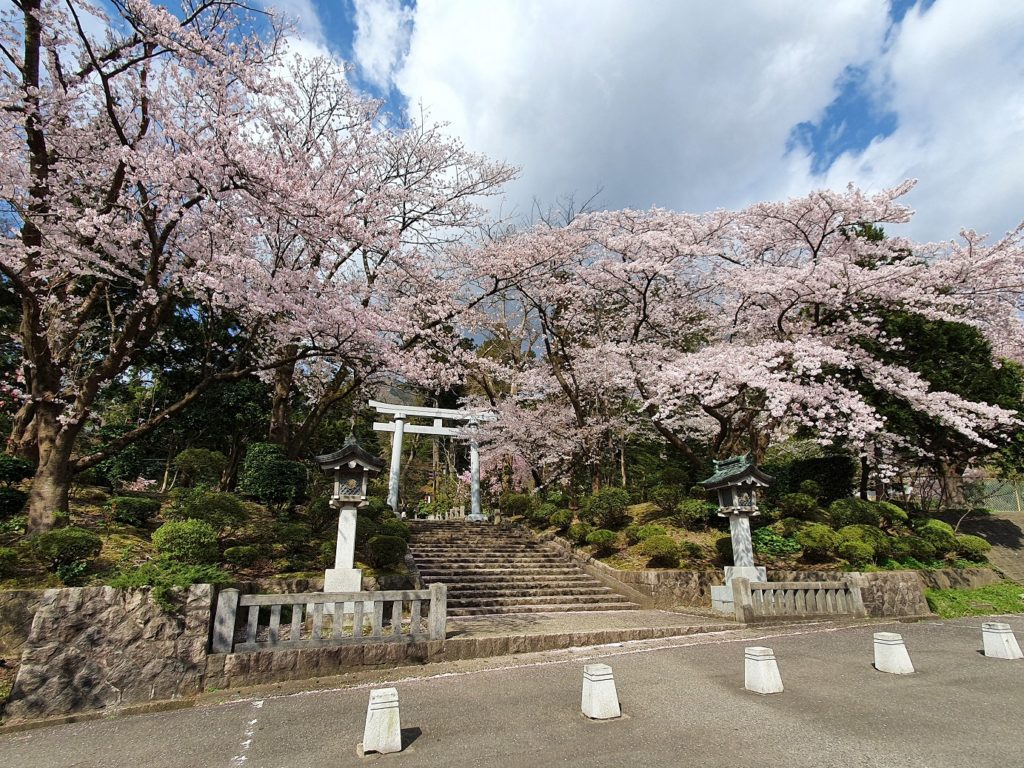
[229,699,263,766]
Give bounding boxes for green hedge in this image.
[106,496,161,526]
[33,527,102,568]
[152,519,219,564]
[365,535,407,569]
[641,535,681,567]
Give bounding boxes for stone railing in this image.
[211,584,447,654]
[732,577,867,623]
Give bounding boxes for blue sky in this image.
[249,1,1024,241]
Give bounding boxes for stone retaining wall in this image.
[3,585,213,722]
[767,570,930,617]
[0,590,44,658]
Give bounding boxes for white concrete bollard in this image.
[873,632,915,674]
[982,622,1023,660]
[581,663,622,719]
[744,646,784,694]
[359,687,402,756]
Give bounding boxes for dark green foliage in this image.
[586,529,618,554]
[649,485,685,515]
[625,523,667,545]
[674,499,713,530]
[167,489,247,532]
[238,443,307,508]
[687,485,708,500]
[914,519,957,555]
[33,527,103,569]
[304,497,335,536]
[223,545,260,566]
[275,522,312,554]
[641,535,682,567]
[875,501,910,528]
[837,525,891,561]
[173,448,227,486]
[319,540,336,567]
[378,518,411,542]
[774,493,822,522]
[355,515,379,549]
[0,546,17,577]
[93,425,150,488]
[568,522,594,545]
[890,535,937,563]
[775,517,807,537]
[0,487,27,519]
[715,535,733,562]
[828,498,881,528]
[797,480,823,501]
[531,502,558,527]
[766,454,856,506]
[581,488,631,529]
[365,535,407,569]
[106,496,161,526]
[152,519,219,564]
[500,492,536,517]
[838,540,875,567]
[110,562,230,611]
[363,497,391,521]
[549,509,573,532]
[0,454,34,486]
[796,523,838,562]
[955,534,991,562]
[751,527,801,557]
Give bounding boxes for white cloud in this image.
[254,0,335,63]
[352,0,414,91]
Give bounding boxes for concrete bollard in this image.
[982,622,1023,660]
[873,632,915,674]
[581,663,622,719]
[744,646,784,694]
[359,687,402,756]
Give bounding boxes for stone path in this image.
[447,608,727,638]
[958,510,1024,582]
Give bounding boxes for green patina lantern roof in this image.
[700,454,773,490]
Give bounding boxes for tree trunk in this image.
[859,454,870,500]
[268,351,297,447]
[25,410,78,535]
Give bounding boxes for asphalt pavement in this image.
[2,615,1022,768]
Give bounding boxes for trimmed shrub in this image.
[223,545,261,567]
[152,519,220,565]
[363,497,392,521]
[674,499,713,530]
[797,479,823,501]
[626,523,668,545]
[641,535,682,567]
[167,489,247,532]
[106,496,161,527]
[715,535,733,562]
[586,529,618,554]
[275,522,311,555]
[33,526,102,569]
[914,519,957,556]
[838,540,875,568]
[796,523,838,562]
[775,517,807,537]
[500,492,535,518]
[0,454,34,486]
[774,493,822,522]
[365,535,407,569]
[828,498,881,529]
[531,502,558,527]
[581,488,631,529]
[876,501,910,529]
[549,509,573,532]
[568,522,594,545]
[0,546,17,577]
[890,535,937,563]
[238,443,307,508]
[355,515,380,549]
[752,527,801,557]
[649,485,684,515]
[0,487,28,519]
[110,561,229,611]
[172,448,227,486]
[378,518,411,542]
[955,534,991,563]
[837,524,892,561]
[305,497,335,536]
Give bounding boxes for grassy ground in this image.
[925,582,1024,618]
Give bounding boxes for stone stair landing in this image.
[408,520,640,617]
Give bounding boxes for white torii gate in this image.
[370,400,495,521]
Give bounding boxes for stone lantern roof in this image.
[700,454,773,490]
[314,435,385,473]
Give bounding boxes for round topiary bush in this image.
[0,487,28,519]
[626,523,668,545]
[889,535,937,563]
[172,448,227,486]
[774,493,823,522]
[106,496,162,527]
[828,498,881,529]
[33,526,103,568]
[378,518,411,541]
[355,515,380,548]
[796,523,838,562]
[223,545,261,567]
[674,499,713,530]
[499,492,535,518]
[365,534,407,569]
[167,489,248,532]
[532,502,558,527]
[715,534,733,562]
[581,488,631,529]
[774,517,807,537]
[586,528,618,554]
[875,501,910,529]
[641,535,682,567]
[838,539,875,568]
[0,546,17,577]
[649,485,683,515]
[836,524,892,561]
[152,519,220,565]
[914,519,957,556]
[549,509,573,532]
[568,522,594,545]
[238,442,307,508]
[955,534,991,562]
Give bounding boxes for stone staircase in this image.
[407,520,640,616]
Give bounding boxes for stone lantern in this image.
[701,454,773,614]
[315,437,385,593]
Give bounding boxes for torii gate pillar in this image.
[386,413,406,516]
[467,436,483,521]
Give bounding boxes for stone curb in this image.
[0,697,198,734]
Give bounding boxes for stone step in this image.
[445,586,615,598]
[411,555,567,565]
[421,575,600,587]
[449,594,631,608]
[416,567,587,579]
[448,602,641,617]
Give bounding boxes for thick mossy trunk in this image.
[25,415,76,535]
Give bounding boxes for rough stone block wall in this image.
[915,568,1001,591]
[768,570,932,617]
[3,585,212,722]
[0,589,44,658]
